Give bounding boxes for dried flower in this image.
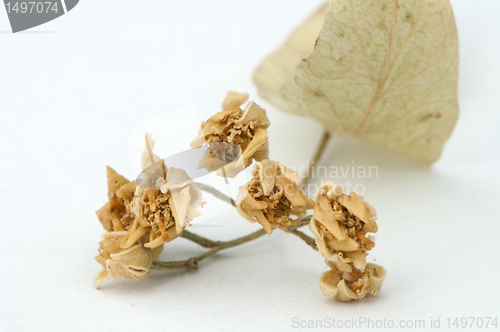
[237,160,314,234]
[121,134,203,249]
[309,182,377,265]
[309,181,385,301]
[95,167,136,232]
[94,231,152,288]
[318,260,386,301]
[191,91,270,178]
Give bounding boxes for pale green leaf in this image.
[254,0,459,163]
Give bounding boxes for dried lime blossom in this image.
[190,91,270,178]
[309,182,386,301]
[121,134,203,250]
[94,231,152,288]
[237,160,314,234]
[318,260,386,301]
[95,167,136,232]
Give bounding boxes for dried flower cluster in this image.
[93,91,385,302]
[309,182,386,301]
[94,134,202,287]
[237,160,314,234]
[191,91,270,178]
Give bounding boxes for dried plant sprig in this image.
[93,90,386,302]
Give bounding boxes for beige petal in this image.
[169,195,182,234]
[251,143,270,162]
[275,175,306,207]
[106,166,130,193]
[338,193,378,233]
[317,181,344,201]
[275,161,301,185]
[167,167,193,189]
[145,225,181,248]
[140,133,161,171]
[215,155,246,178]
[326,257,352,273]
[309,218,332,260]
[96,202,113,232]
[171,186,192,233]
[234,101,270,128]
[221,91,249,112]
[185,209,201,222]
[241,193,267,210]
[362,217,378,233]
[314,196,347,241]
[150,244,164,260]
[319,267,366,301]
[111,218,124,231]
[116,181,136,202]
[187,185,203,210]
[236,203,256,223]
[254,159,276,196]
[121,218,149,248]
[325,234,359,252]
[101,231,128,240]
[206,109,237,127]
[300,192,316,210]
[343,250,368,271]
[94,269,112,289]
[318,268,342,298]
[251,209,273,234]
[241,128,269,166]
[365,263,387,295]
[236,186,250,206]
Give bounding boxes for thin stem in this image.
[180,229,220,248]
[151,209,314,271]
[181,215,312,249]
[151,228,268,270]
[151,260,191,270]
[194,182,236,207]
[300,130,331,188]
[288,230,317,251]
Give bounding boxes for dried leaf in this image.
[254,0,459,163]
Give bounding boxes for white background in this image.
[1,1,499,331]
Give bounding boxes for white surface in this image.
[1,1,499,331]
